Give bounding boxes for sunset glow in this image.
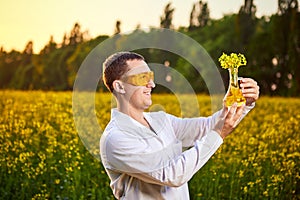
[0,0,278,53]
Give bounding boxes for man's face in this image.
[122,59,155,111]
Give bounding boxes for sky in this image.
[0,0,280,53]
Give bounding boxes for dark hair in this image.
[103,52,144,92]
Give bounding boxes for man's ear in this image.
[112,80,125,94]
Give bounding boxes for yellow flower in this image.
[55,179,60,184]
[218,52,247,69]
[243,186,248,193]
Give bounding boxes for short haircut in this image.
[102,51,144,92]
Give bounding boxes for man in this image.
[100,51,259,199]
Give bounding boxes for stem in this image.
[229,68,239,88]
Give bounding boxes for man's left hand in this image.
[239,78,260,106]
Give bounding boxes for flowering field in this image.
[0,91,299,199]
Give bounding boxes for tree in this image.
[189,1,210,30]
[245,18,274,95]
[236,0,257,49]
[278,0,299,15]
[8,41,35,89]
[0,50,22,88]
[189,4,198,29]
[0,46,4,55]
[40,35,57,54]
[23,41,33,55]
[22,41,34,66]
[114,20,121,34]
[240,0,256,17]
[160,2,175,29]
[69,22,84,45]
[198,1,210,27]
[62,33,68,47]
[268,0,300,95]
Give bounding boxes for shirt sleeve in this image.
[165,111,222,147]
[129,131,223,187]
[101,129,223,187]
[166,104,255,147]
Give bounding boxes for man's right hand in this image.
[213,103,245,139]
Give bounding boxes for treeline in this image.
[0,0,299,96]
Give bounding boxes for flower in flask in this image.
[218,52,247,107]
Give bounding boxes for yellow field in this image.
[0,91,299,199]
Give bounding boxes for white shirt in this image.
[100,106,254,199]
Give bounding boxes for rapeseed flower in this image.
[218,52,247,70]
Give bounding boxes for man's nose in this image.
[147,79,155,88]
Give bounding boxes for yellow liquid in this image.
[225,86,246,107]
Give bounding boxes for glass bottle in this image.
[225,67,246,107]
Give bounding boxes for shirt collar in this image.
[111,108,155,138]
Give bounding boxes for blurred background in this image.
[1,1,300,199]
[0,0,299,96]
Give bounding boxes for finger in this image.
[240,78,257,85]
[232,104,245,127]
[240,83,257,90]
[242,87,258,95]
[242,88,259,100]
[243,93,258,99]
[219,107,228,119]
[232,104,244,121]
[240,79,258,89]
[241,84,259,99]
[226,103,237,120]
[219,101,229,118]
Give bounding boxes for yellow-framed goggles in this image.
[122,71,154,86]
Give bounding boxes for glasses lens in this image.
[124,71,154,86]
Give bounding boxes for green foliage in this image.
[0,6,299,96]
[244,27,274,95]
[0,50,22,88]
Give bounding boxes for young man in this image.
[100,51,259,199]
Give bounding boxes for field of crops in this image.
[0,91,299,199]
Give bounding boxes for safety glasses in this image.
[121,71,154,86]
